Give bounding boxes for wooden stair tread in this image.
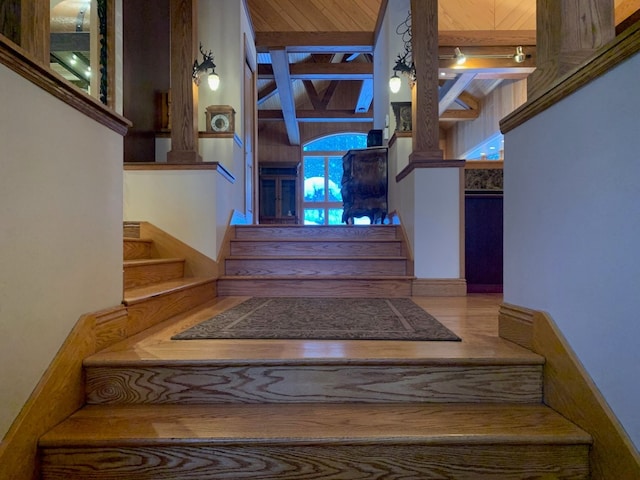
[226,255,407,260]
[123,237,152,243]
[39,403,591,447]
[124,277,215,305]
[124,257,185,267]
[230,238,401,243]
[218,275,415,280]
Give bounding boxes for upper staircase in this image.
[35,224,592,479]
[218,224,414,297]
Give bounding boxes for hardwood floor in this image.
[86,293,540,364]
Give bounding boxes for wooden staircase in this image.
[36,227,593,479]
[121,229,217,337]
[218,224,414,297]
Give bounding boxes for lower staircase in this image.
[36,224,592,479]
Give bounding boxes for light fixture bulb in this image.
[514,46,525,63]
[389,73,401,93]
[207,71,220,91]
[454,47,466,66]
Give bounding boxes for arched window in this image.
[302,133,367,225]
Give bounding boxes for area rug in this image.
[172,297,460,341]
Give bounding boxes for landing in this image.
[85,294,543,366]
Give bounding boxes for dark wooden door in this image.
[465,193,503,293]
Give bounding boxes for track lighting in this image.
[454,47,466,65]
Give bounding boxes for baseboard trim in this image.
[499,303,640,479]
[498,303,535,349]
[412,278,466,296]
[0,307,119,480]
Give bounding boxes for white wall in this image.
[123,169,236,260]
[0,64,124,439]
[504,53,640,448]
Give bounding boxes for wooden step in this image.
[123,277,217,336]
[224,256,408,276]
[230,238,403,257]
[123,258,185,289]
[216,276,414,297]
[83,358,543,405]
[39,403,591,480]
[234,224,400,241]
[123,237,153,260]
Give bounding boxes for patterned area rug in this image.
[172,297,461,341]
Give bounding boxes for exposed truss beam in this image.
[258,62,373,80]
[258,110,373,122]
[257,81,278,105]
[255,32,374,54]
[438,73,476,116]
[437,30,536,47]
[269,48,300,145]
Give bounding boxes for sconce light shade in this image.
[389,73,402,93]
[192,43,220,90]
[207,72,220,91]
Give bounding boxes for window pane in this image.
[328,156,343,202]
[304,156,326,202]
[304,133,368,152]
[328,208,344,225]
[304,208,325,225]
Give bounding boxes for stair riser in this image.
[85,365,542,405]
[124,261,185,289]
[217,278,413,297]
[41,444,589,480]
[225,259,407,276]
[235,226,398,240]
[230,241,402,257]
[123,240,152,260]
[125,281,216,336]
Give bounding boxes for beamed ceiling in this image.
[246,0,638,145]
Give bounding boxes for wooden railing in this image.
[0,33,129,135]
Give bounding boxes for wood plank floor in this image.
[86,293,542,365]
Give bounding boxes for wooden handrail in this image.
[0,35,130,136]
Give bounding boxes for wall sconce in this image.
[192,43,220,91]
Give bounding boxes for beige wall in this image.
[0,64,124,439]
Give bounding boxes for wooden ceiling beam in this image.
[258,110,373,122]
[438,73,476,116]
[440,109,480,121]
[269,48,300,145]
[437,30,537,47]
[257,81,278,105]
[255,32,374,53]
[258,62,373,80]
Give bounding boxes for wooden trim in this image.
[412,278,466,297]
[465,160,504,170]
[0,35,131,136]
[0,308,115,480]
[396,159,465,182]
[501,20,640,134]
[498,302,535,350]
[139,222,218,278]
[123,162,235,183]
[94,305,129,351]
[532,311,640,479]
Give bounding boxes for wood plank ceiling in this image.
[246,0,636,145]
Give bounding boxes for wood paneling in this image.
[247,0,381,33]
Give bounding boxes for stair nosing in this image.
[124,277,215,305]
[123,258,185,267]
[38,403,592,448]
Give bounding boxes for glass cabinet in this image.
[259,164,299,224]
